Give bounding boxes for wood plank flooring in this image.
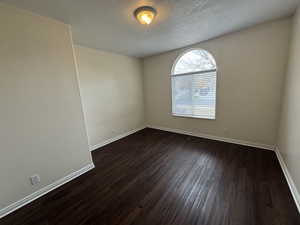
[1,128,299,225]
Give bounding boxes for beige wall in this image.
[75,46,144,148]
[0,4,93,210]
[277,8,300,195]
[143,18,292,147]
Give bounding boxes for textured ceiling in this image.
[1,0,299,57]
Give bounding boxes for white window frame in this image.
[170,48,218,120]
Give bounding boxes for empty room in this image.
[1,0,300,224]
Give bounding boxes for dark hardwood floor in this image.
[1,128,299,225]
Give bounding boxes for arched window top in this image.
[172,49,216,75]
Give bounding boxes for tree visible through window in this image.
[171,49,217,119]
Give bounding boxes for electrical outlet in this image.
[30,174,40,186]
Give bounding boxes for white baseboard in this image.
[147,125,275,151]
[275,148,300,213]
[90,126,146,151]
[0,163,95,219]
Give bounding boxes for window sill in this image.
[172,113,216,120]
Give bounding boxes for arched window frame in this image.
[171,48,218,120]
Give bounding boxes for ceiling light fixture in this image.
[134,6,157,25]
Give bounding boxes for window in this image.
[171,49,217,119]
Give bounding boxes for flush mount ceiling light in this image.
[134,6,157,25]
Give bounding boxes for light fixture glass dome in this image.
[134,6,157,25]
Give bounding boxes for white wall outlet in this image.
[30,174,41,186]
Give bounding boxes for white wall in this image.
[143,18,292,147]
[277,7,300,199]
[0,4,93,210]
[75,45,144,149]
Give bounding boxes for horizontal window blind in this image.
[172,71,217,119]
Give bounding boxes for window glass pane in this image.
[172,75,193,116]
[173,50,216,75]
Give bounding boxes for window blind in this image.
[172,70,216,119]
